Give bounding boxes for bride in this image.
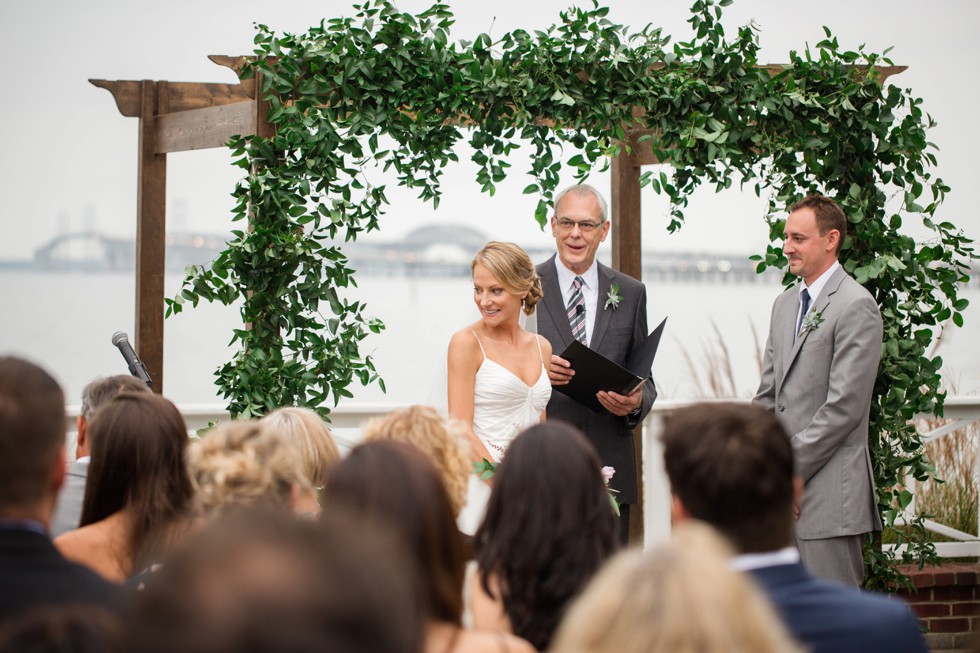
[448,242,552,465]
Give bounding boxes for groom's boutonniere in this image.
[604,284,622,311]
[800,309,825,334]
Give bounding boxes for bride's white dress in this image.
[458,331,551,535]
[471,331,552,462]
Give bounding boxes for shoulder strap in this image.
[470,331,487,359]
[534,334,544,365]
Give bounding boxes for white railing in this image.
[894,396,980,558]
[66,396,980,557]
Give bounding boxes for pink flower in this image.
[601,466,616,482]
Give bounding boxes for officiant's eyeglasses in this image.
[556,218,604,234]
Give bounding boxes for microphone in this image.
[111,332,153,388]
[576,304,585,314]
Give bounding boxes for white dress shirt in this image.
[554,256,599,346]
[797,260,840,334]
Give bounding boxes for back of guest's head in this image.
[0,605,123,653]
[552,521,802,653]
[81,392,193,571]
[323,440,465,625]
[259,407,340,489]
[471,241,543,316]
[476,422,618,650]
[125,509,423,653]
[79,375,150,422]
[361,405,470,516]
[661,402,795,553]
[0,356,65,512]
[186,420,312,518]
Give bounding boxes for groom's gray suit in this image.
[754,265,883,586]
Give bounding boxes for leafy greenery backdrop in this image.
[167,0,973,587]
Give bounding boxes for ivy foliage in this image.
[168,0,973,586]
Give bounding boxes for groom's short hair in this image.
[661,402,795,553]
[789,194,847,256]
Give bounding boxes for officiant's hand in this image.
[549,355,574,386]
[597,387,642,417]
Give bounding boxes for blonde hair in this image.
[186,421,312,518]
[471,241,543,316]
[259,407,340,488]
[551,522,803,653]
[361,405,470,517]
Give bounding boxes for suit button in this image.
[777,405,785,413]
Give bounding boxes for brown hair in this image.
[789,194,847,255]
[0,356,65,511]
[125,509,423,653]
[322,440,466,626]
[475,422,618,650]
[661,402,795,554]
[361,406,470,516]
[82,392,194,574]
[471,241,543,316]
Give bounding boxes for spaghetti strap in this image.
[471,331,487,359]
[534,334,544,366]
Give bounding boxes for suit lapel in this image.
[540,255,575,347]
[783,266,847,374]
[590,264,614,350]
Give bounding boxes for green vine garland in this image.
[167,0,973,588]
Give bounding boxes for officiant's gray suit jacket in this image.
[536,256,656,504]
[753,265,883,542]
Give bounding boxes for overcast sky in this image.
[1,0,977,260]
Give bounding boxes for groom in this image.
[753,194,883,586]
[536,184,656,543]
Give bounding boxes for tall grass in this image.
[914,420,979,539]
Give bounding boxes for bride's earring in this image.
[521,299,526,311]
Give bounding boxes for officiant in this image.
[536,184,657,544]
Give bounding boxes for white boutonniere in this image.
[800,309,825,334]
[604,284,622,311]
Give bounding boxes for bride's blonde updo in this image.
[472,241,543,316]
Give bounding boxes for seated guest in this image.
[51,375,151,537]
[469,422,618,651]
[323,441,534,653]
[0,605,123,653]
[361,405,470,517]
[54,393,194,582]
[551,522,803,653]
[123,509,423,653]
[259,406,341,498]
[0,356,121,621]
[185,421,318,519]
[661,402,927,653]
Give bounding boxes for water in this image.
[2,270,978,408]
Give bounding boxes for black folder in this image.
[554,317,667,413]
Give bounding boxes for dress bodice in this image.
[471,335,551,461]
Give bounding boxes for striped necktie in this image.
[568,276,587,345]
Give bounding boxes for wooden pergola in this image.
[93,57,904,540]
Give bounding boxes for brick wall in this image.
[894,563,980,650]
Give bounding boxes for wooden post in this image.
[134,80,167,392]
[610,139,645,543]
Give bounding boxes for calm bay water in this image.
[2,270,978,407]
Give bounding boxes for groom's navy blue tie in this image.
[797,288,812,337]
[567,276,587,345]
